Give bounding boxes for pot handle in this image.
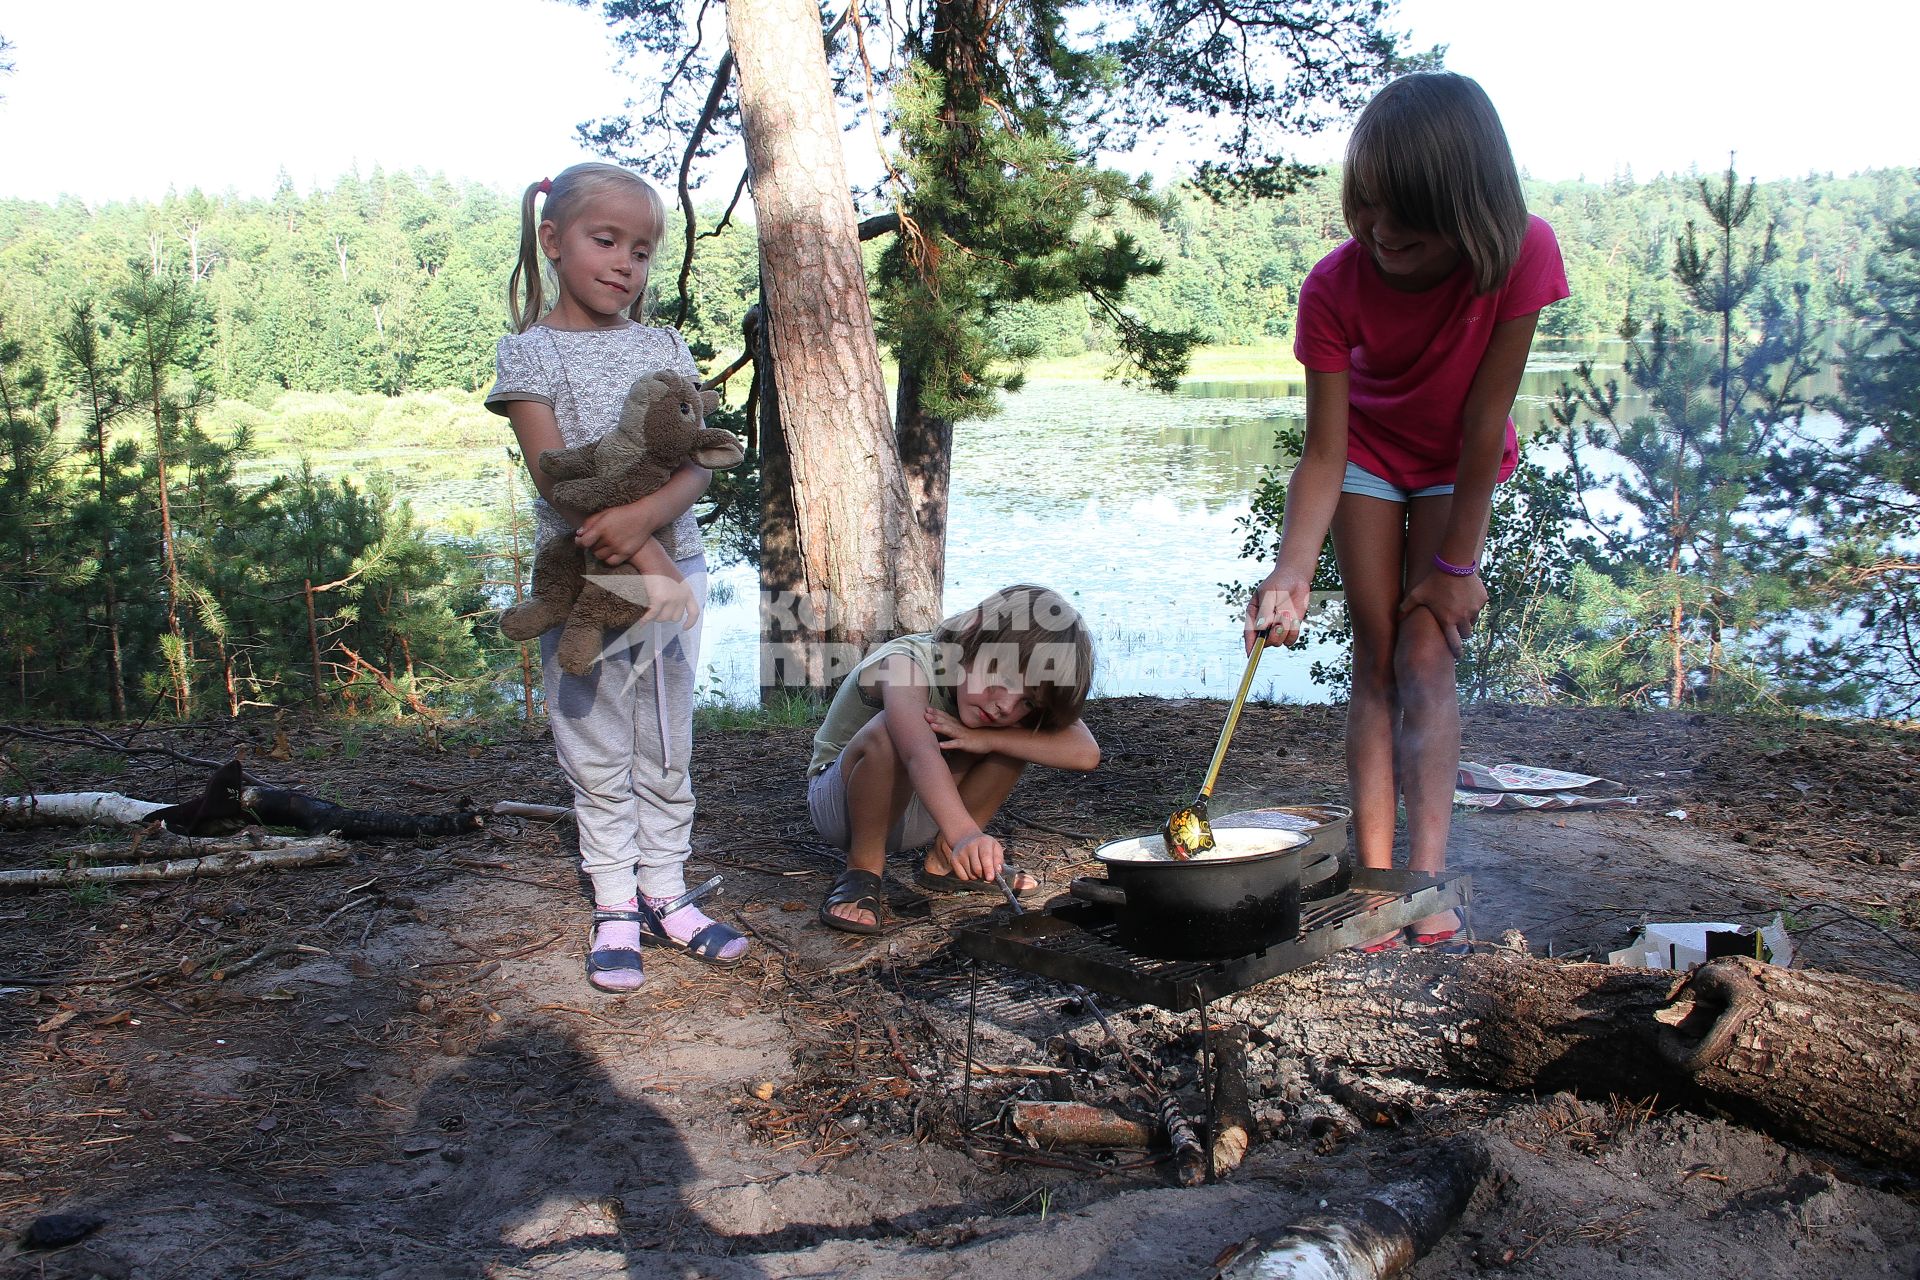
[1068,877,1127,907]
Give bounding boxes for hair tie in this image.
[536,177,552,195]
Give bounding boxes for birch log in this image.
[1215,1137,1489,1280]
[1,793,168,828]
[0,837,348,889]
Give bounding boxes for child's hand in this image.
[574,502,660,567]
[1400,570,1487,659]
[925,707,992,755]
[1246,566,1313,651]
[637,572,702,629]
[946,830,1007,882]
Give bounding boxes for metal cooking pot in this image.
[1070,828,1312,961]
[1214,804,1352,902]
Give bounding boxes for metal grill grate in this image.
[952,868,1472,1010]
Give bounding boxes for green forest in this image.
[1,166,1912,398]
[2,163,1917,720]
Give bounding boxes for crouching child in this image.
[808,583,1101,934]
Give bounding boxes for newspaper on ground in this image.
[1608,915,1795,970]
[1455,760,1639,811]
[1459,762,1605,792]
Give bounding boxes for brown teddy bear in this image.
[500,369,744,676]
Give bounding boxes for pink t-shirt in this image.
[1292,215,1569,491]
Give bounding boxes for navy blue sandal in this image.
[586,909,645,991]
[638,877,750,967]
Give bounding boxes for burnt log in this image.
[152,759,483,839]
[1239,949,1920,1168]
[1209,1024,1255,1176]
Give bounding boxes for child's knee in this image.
[1393,621,1456,698]
[841,715,903,777]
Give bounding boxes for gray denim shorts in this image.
[1342,460,1454,503]
[807,756,940,853]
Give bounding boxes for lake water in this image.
[692,345,1597,706]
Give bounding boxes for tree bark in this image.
[752,297,808,705]
[895,362,953,589]
[727,0,938,694]
[1238,951,1920,1169]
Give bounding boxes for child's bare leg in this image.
[1397,494,1475,937]
[921,752,1039,892]
[1332,495,1410,873]
[1393,603,1460,873]
[827,715,917,929]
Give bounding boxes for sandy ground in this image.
[1,700,1917,1279]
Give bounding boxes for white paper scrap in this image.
[1607,915,1794,970]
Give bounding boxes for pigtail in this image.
[507,181,548,333]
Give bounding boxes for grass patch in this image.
[694,689,824,733]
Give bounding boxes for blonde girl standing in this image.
[485,162,747,990]
[1246,73,1568,950]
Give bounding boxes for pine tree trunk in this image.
[90,411,126,720]
[1243,952,1920,1169]
[727,0,938,693]
[895,363,952,590]
[754,313,809,702]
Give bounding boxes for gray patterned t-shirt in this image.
[485,322,704,563]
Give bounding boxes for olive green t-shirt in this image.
[807,634,959,777]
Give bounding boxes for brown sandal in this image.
[819,868,885,936]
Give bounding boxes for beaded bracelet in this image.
[1432,552,1479,578]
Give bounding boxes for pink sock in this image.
[594,899,642,953]
[642,895,748,962]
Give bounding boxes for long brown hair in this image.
[932,583,1095,730]
[1341,72,1528,294]
[507,163,666,332]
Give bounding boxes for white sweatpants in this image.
[539,556,707,906]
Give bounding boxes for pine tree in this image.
[115,268,206,715]
[1789,204,1920,715]
[1557,162,1821,707]
[55,300,150,719]
[0,316,84,711]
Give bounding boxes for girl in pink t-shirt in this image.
[1246,72,1568,950]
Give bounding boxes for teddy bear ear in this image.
[699,389,719,417]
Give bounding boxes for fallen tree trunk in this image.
[1237,949,1920,1169]
[1214,1137,1489,1280]
[0,838,348,889]
[8,765,491,839]
[1654,958,1920,1168]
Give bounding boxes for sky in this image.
[0,0,1914,206]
